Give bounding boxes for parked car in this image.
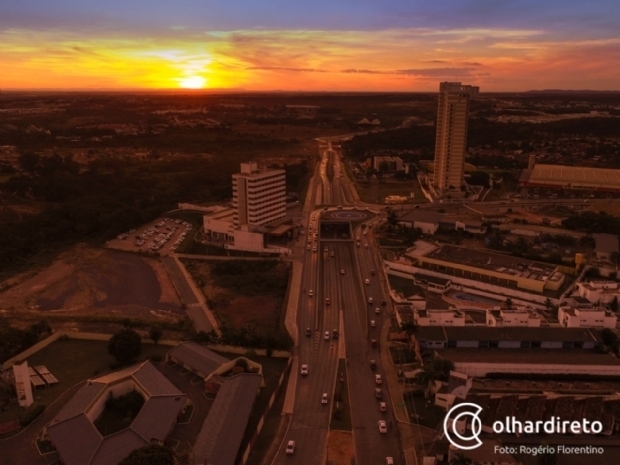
[286,440,295,455]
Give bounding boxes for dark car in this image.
[306,328,312,337]
[381,300,387,306]
[371,339,377,348]
[370,360,377,370]
[375,388,383,399]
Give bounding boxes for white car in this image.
[301,364,309,376]
[307,245,310,250]
[375,307,381,314]
[375,374,383,385]
[378,420,387,433]
[340,269,345,275]
[368,297,374,304]
[286,440,295,455]
[380,402,387,412]
[308,290,314,297]
[322,393,329,404]
[386,457,394,465]
[365,278,370,285]
[325,331,330,340]
[313,247,317,252]
[370,320,376,328]
[365,243,369,248]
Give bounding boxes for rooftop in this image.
[436,349,620,366]
[167,342,230,377]
[423,244,559,281]
[398,210,445,224]
[525,164,620,189]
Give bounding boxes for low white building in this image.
[486,309,541,327]
[576,280,620,304]
[398,211,444,235]
[414,309,465,326]
[558,306,617,329]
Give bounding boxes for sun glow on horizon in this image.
[179,75,207,88]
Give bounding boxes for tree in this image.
[450,453,473,465]
[387,209,399,232]
[608,296,619,313]
[600,328,619,354]
[148,325,163,345]
[108,328,142,365]
[432,357,455,381]
[416,364,439,399]
[119,445,174,465]
[400,320,418,351]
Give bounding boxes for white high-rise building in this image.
[232,162,286,227]
[433,82,479,192]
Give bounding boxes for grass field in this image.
[0,339,169,424]
[330,359,352,431]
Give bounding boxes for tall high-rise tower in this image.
[232,162,286,227]
[433,82,479,192]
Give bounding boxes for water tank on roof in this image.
[575,253,584,268]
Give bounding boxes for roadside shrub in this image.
[21,404,45,426]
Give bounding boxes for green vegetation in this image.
[108,328,142,366]
[562,211,620,234]
[95,391,145,436]
[389,346,416,364]
[403,391,445,428]
[118,444,175,465]
[0,318,51,364]
[20,404,45,427]
[208,260,290,297]
[330,359,352,431]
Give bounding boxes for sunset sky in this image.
[2,0,619,91]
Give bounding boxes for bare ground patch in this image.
[0,246,182,327]
[326,431,354,465]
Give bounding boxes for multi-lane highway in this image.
[274,141,401,465]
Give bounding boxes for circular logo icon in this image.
[443,402,483,450]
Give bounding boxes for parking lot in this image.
[107,217,193,255]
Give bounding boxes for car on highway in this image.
[381,300,387,306]
[370,269,375,275]
[307,245,310,250]
[363,230,367,235]
[386,457,394,465]
[371,339,377,347]
[332,329,339,339]
[370,320,376,327]
[325,297,331,305]
[312,247,317,252]
[286,440,296,455]
[368,297,373,304]
[356,236,360,241]
[337,205,343,209]
[375,307,381,314]
[378,420,387,433]
[364,278,370,285]
[301,364,309,376]
[309,290,314,296]
[330,251,335,257]
[306,327,312,337]
[365,243,369,248]
[324,331,330,340]
[375,374,383,384]
[340,269,345,275]
[356,242,361,247]
[322,393,329,404]
[324,248,328,253]
[375,388,382,399]
[380,402,387,412]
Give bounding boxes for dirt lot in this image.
[0,245,182,328]
[326,431,354,465]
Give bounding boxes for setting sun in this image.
[179,76,206,89]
